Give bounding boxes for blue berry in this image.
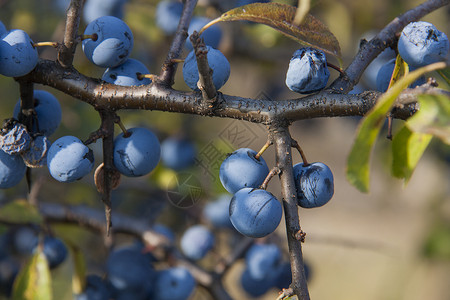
[156,0,184,35]
[47,136,95,183]
[0,21,7,37]
[240,268,273,297]
[0,29,38,77]
[180,225,214,260]
[0,149,26,189]
[21,134,51,168]
[376,58,426,92]
[285,47,330,94]
[0,123,31,155]
[229,188,282,238]
[183,46,230,91]
[152,224,175,243]
[106,245,156,299]
[12,227,38,255]
[75,274,112,300]
[160,136,196,171]
[13,90,62,137]
[219,148,269,194]
[185,17,222,50]
[245,243,282,280]
[203,194,233,228]
[273,261,311,289]
[102,58,151,86]
[82,16,134,68]
[0,257,19,297]
[152,267,196,300]
[113,127,161,177]
[38,237,68,269]
[83,0,128,24]
[398,21,449,68]
[293,162,334,208]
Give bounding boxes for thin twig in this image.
[58,0,85,67]
[159,0,198,85]
[190,32,217,102]
[260,167,281,190]
[329,0,449,93]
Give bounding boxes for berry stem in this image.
[80,34,98,41]
[115,117,130,138]
[259,167,281,190]
[137,74,157,81]
[326,62,345,76]
[255,139,273,160]
[33,41,59,48]
[170,58,185,63]
[291,139,309,166]
[386,114,393,140]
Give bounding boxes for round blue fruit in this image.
[160,136,196,170]
[229,188,282,238]
[106,244,156,299]
[152,224,175,243]
[82,16,134,68]
[0,29,38,77]
[185,17,222,50]
[13,90,62,137]
[180,225,214,260]
[0,149,26,189]
[0,256,19,297]
[75,274,112,300]
[376,58,426,92]
[398,21,449,68]
[47,136,95,183]
[245,243,281,280]
[152,267,196,300]
[183,46,230,91]
[156,0,184,35]
[0,21,7,37]
[219,148,269,194]
[39,236,68,269]
[240,268,273,297]
[113,127,160,177]
[203,194,233,228]
[285,47,330,94]
[83,0,128,24]
[12,226,38,255]
[102,58,151,86]
[293,162,334,208]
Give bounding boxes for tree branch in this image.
[329,0,450,93]
[58,0,85,67]
[38,202,233,300]
[159,0,198,85]
[272,125,310,299]
[26,60,448,125]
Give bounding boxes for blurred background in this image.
[0,0,449,299]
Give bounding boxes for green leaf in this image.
[346,62,447,193]
[71,245,86,294]
[0,199,43,224]
[437,68,450,86]
[406,94,450,145]
[12,247,52,300]
[200,2,341,58]
[392,125,432,182]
